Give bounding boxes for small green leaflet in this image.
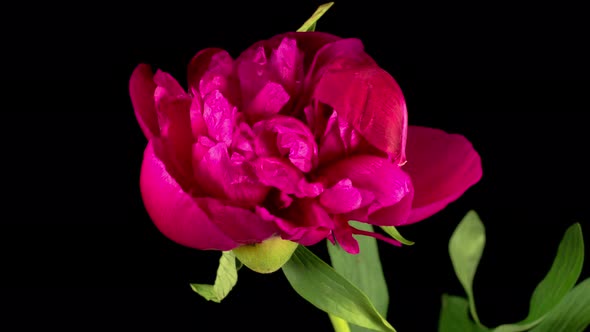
[493,223,585,331]
[438,295,490,332]
[328,222,390,332]
[282,245,396,332]
[380,226,415,246]
[297,2,334,32]
[190,251,238,303]
[449,210,485,325]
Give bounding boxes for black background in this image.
[2,1,589,331]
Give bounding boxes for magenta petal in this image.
[196,198,277,244]
[129,64,160,139]
[153,70,194,186]
[253,157,301,194]
[318,110,345,164]
[351,228,402,247]
[367,183,414,226]
[189,96,208,139]
[236,46,272,108]
[307,38,374,84]
[333,221,360,254]
[140,140,237,250]
[253,115,318,172]
[318,110,366,164]
[245,82,290,120]
[313,67,408,164]
[253,157,323,198]
[270,37,303,94]
[319,155,412,218]
[274,199,334,246]
[320,178,362,214]
[231,122,256,160]
[404,126,483,223]
[194,142,269,207]
[202,90,237,146]
[187,48,234,97]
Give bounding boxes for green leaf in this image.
[297,2,335,32]
[190,251,238,303]
[449,210,485,324]
[493,223,585,332]
[282,246,396,332]
[438,295,491,332]
[529,278,590,332]
[328,222,389,332]
[380,226,415,246]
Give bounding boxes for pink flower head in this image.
[129,32,482,254]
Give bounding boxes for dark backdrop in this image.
[2,1,589,331]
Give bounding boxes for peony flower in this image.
[129,32,482,257]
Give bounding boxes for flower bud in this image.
[232,236,298,273]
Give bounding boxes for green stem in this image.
[329,314,351,332]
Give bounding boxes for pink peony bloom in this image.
[129,32,482,254]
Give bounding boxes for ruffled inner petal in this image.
[253,157,323,198]
[231,121,257,160]
[253,115,318,172]
[194,142,269,207]
[270,37,303,94]
[202,90,237,146]
[245,81,290,121]
[237,46,271,109]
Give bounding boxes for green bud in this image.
[232,236,298,274]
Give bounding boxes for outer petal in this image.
[140,140,237,250]
[241,32,340,77]
[306,38,375,86]
[196,198,278,244]
[295,38,375,118]
[129,64,160,139]
[404,126,483,223]
[313,66,408,164]
[153,70,195,188]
